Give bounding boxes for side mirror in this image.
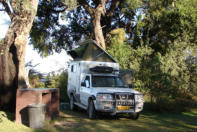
[128,84,133,88]
[124,84,129,88]
[85,80,90,88]
[81,82,86,87]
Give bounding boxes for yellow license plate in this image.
[117,106,130,110]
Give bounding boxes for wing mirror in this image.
[81,82,86,87]
[128,84,133,88]
[85,80,90,88]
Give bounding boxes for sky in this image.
[0,11,10,38]
[0,9,72,74]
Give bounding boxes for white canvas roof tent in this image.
[68,40,117,63]
[68,40,133,84]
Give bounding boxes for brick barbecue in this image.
[15,88,59,124]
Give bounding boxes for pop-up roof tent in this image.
[68,40,117,63]
[68,40,133,84]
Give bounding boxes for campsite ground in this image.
[1,109,197,132]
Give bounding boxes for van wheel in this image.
[130,112,139,120]
[70,95,76,111]
[88,100,96,119]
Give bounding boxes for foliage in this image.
[129,0,197,111]
[46,72,69,102]
[124,0,142,10]
[107,27,197,112]
[30,0,67,56]
[133,0,197,54]
[29,73,45,88]
[147,40,196,112]
[28,71,69,102]
[185,54,197,95]
[30,0,142,54]
[62,0,78,10]
[107,28,132,69]
[30,0,79,56]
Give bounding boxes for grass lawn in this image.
[0,111,31,132]
[1,109,197,132]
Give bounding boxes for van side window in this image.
[71,65,74,72]
[71,65,76,72]
[84,76,90,88]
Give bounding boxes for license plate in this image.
[117,106,130,110]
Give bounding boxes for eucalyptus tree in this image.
[0,0,74,111]
[0,0,39,111]
[30,0,142,55]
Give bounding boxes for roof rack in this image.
[90,66,114,73]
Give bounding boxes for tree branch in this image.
[92,0,100,7]
[77,0,94,16]
[99,0,107,15]
[51,7,67,13]
[106,0,120,17]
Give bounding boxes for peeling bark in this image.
[0,0,39,111]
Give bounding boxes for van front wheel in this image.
[130,112,139,120]
[70,95,76,111]
[88,100,96,119]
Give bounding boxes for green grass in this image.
[1,109,197,132]
[37,109,197,132]
[0,111,33,132]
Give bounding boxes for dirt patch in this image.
[53,121,79,129]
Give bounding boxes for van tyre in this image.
[88,100,96,119]
[130,112,139,120]
[70,95,76,111]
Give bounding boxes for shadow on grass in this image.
[141,109,197,131]
[33,109,197,132]
[0,111,15,121]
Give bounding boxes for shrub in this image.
[107,28,197,112]
[46,72,69,102]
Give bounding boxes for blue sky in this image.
[0,9,72,74]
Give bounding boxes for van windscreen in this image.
[92,76,126,87]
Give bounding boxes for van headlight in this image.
[96,94,113,100]
[135,94,143,102]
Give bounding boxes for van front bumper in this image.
[94,100,143,115]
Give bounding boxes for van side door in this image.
[80,74,91,106]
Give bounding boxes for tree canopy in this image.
[133,0,197,54]
[30,0,142,55]
[106,0,197,112]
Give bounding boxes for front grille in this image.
[115,93,134,100]
[101,101,115,105]
[115,93,135,106]
[97,93,135,108]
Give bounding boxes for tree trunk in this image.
[80,0,120,50]
[172,0,175,7]
[0,0,39,112]
[92,5,106,50]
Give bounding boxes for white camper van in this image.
[67,40,144,119]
